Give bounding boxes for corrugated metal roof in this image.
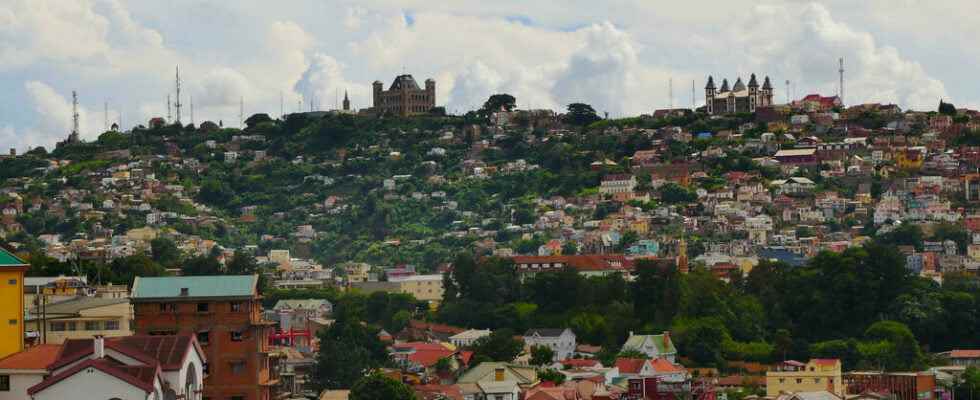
[132,275,257,299]
[0,247,27,267]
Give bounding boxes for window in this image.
[230,361,246,374]
[197,303,210,312]
[231,302,242,312]
[7,279,15,285]
[778,379,785,384]
[796,379,803,384]
[7,319,16,326]
[50,322,66,332]
[0,375,9,391]
[815,378,822,383]
[231,396,245,400]
[66,322,77,331]
[231,330,243,341]
[105,320,120,330]
[85,321,101,331]
[198,331,210,345]
[159,303,176,313]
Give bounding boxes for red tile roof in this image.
[511,255,633,272]
[811,358,840,366]
[393,342,454,368]
[615,358,647,374]
[950,350,980,358]
[0,345,61,370]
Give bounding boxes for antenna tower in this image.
[785,80,791,105]
[239,96,244,128]
[692,80,696,109]
[668,78,673,110]
[104,101,108,132]
[71,91,80,135]
[174,66,182,124]
[190,95,195,125]
[838,57,845,106]
[280,90,284,119]
[166,94,171,123]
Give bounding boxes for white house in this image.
[523,328,576,362]
[27,334,205,400]
[450,329,492,348]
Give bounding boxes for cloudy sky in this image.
[1,0,977,151]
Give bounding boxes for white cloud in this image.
[294,54,369,111]
[21,81,111,149]
[722,3,948,109]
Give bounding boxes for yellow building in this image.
[390,274,444,303]
[894,148,924,170]
[0,248,28,358]
[766,359,843,397]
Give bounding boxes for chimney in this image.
[494,367,505,382]
[94,335,105,359]
[180,287,189,296]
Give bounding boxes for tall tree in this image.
[350,372,417,400]
[564,103,601,126]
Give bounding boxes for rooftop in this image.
[0,247,28,267]
[0,344,61,370]
[132,275,257,300]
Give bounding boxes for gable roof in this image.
[615,358,647,374]
[457,362,537,385]
[132,275,257,300]
[524,328,568,338]
[0,247,28,268]
[0,344,61,370]
[49,334,202,372]
[28,358,161,395]
[623,333,677,355]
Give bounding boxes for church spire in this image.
[342,90,350,111]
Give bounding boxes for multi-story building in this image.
[372,74,436,117]
[0,249,27,359]
[766,359,844,397]
[388,274,444,303]
[131,275,277,400]
[26,297,133,344]
[844,371,937,400]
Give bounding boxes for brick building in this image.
[131,275,278,400]
[844,372,937,400]
[372,74,436,116]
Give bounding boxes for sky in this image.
[1,0,978,151]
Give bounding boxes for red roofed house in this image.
[0,344,60,400]
[797,94,842,112]
[942,349,980,366]
[27,334,205,400]
[510,255,633,281]
[391,342,456,373]
[615,358,688,382]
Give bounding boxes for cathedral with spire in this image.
[705,73,773,115]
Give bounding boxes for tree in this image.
[864,320,924,371]
[244,113,273,128]
[471,329,523,362]
[350,372,417,400]
[530,345,555,366]
[773,329,793,362]
[538,369,566,384]
[181,255,222,276]
[561,241,578,255]
[227,250,258,274]
[481,94,517,115]
[659,183,696,204]
[314,320,389,390]
[150,237,181,268]
[564,103,601,126]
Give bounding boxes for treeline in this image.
[438,242,980,370]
